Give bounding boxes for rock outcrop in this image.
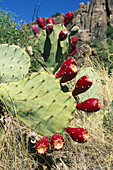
[53,0,113,43]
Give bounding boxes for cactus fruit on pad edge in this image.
[0,44,30,83]
[0,72,75,136]
[75,67,100,102]
[74,67,103,126]
[33,24,69,73]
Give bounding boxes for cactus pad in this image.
[75,67,102,126]
[34,24,69,73]
[0,72,75,136]
[0,44,30,83]
[75,67,100,102]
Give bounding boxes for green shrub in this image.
[91,38,113,73]
[0,7,33,48]
[106,26,113,39]
[50,12,61,18]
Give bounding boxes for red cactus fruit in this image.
[72,75,93,96]
[76,98,101,112]
[50,133,65,150]
[59,30,68,41]
[60,64,78,83]
[66,127,89,143]
[37,17,46,29]
[69,37,78,56]
[46,18,55,24]
[63,11,74,26]
[35,136,49,154]
[69,47,78,56]
[46,24,53,36]
[71,37,78,46]
[55,57,77,78]
[32,25,39,37]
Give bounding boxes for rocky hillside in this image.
[53,0,113,43]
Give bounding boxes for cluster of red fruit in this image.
[36,127,89,154]
[36,11,74,29]
[35,57,101,155]
[55,57,101,112]
[35,12,101,155]
[33,11,78,56]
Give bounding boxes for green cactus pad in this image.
[74,67,103,126]
[0,44,30,83]
[75,67,100,102]
[0,72,75,136]
[34,24,69,73]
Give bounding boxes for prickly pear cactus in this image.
[33,24,70,73]
[0,72,75,136]
[0,44,30,83]
[75,67,103,126]
[75,67,100,102]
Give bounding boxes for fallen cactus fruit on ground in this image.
[63,11,74,26]
[50,133,65,150]
[72,75,93,96]
[35,136,49,154]
[55,57,77,78]
[32,25,39,37]
[66,127,89,143]
[76,98,101,112]
[37,17,46,29]
[46,18,55,24]
[59,30,68,41]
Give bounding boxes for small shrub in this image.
[50,12,61,18]
[0,7,33,48]
[106,26,113,39]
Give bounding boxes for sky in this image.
[0,0,91,24]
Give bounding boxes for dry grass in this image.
[0,57,113,170]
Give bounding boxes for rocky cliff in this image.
[53,0,113,43]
